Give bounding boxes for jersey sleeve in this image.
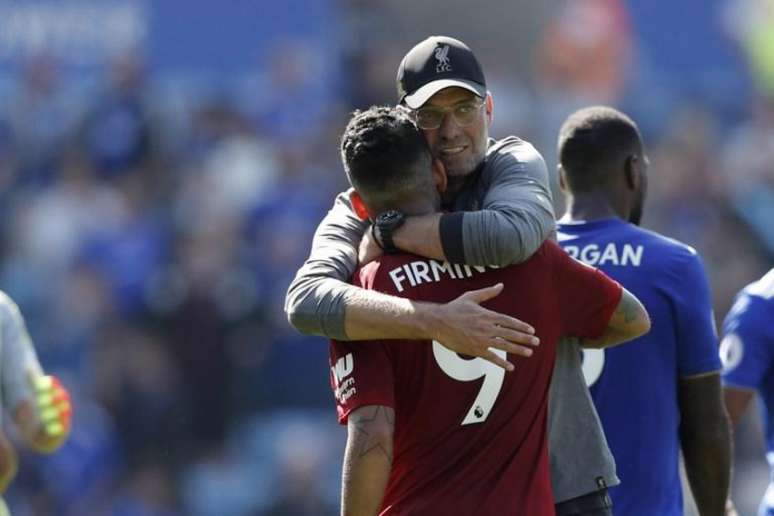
[663,249,723,377]
[720,294,771,390]
[284,190,369,340]
[0,293,44,413]
[329,339,395,424]
[551,243,623,339]
[439,138,556,267]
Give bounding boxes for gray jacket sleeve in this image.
[284,190,368,340]
[439,137,555,266]
[0,292,43,415]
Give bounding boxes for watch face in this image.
[380,210,402,224]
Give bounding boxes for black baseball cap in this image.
[396,36,487,109]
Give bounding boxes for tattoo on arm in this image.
[349,406,395,463]
[580,290,649,349]
[341,405,395,515]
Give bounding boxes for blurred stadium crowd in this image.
[0,0,770,515]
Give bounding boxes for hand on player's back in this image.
[429,283,539,371]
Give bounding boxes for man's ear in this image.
[624,155,641,191]
[485,92,494,125]
[349,190,371,220]
[558,164,567,192]
[432,158,448,193]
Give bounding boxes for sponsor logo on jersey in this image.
[331,353,356,402]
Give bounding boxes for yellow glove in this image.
[32,375,72,446]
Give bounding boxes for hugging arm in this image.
[402,139,556,267]
[580,288,651,349]
[285,192,538,369]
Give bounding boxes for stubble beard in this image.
[439,145,485,194]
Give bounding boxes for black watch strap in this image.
[371,223,386,251]
[379,224,399,254]
[374,210,406,254]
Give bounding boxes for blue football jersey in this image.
[557,217,722,516]
[720,268,774,513]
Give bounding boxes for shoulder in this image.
[626,225,703,267]
[620,229,713,300]
[487,136,541,159]
[511,240,574,277]
[726,271,774,326]
[531,239,565,263]
[0,290,22,322]
[353,254,419,294]
[484,136,545,173]
[729,290,772,325]
[745,269,774,300]
[478,137,550,196]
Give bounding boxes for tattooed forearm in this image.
[579,289,650,349]
[349,405,395,463]
[342,405,395,516]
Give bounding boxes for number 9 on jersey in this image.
[432,341,507,426]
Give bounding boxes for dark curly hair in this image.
[340,105,433,213]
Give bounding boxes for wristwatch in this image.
[372,210,406,254]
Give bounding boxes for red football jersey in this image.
[329,241,622,515]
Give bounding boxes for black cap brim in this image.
[403,78,486,109]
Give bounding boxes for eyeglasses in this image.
[412,98,485,130]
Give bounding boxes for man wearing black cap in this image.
[286,36,615,515]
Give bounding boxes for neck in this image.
[562,191,625,223]
[372,195,438,218]
[400,199,437,217]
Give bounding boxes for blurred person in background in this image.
[720,97,774,258]
[83,50,153,180]
[330,104,649,516]
[286,35,624,515]
[720,268,774,516]
[725,0,774,99]
[534,0,630,104]
[0,291,71,515]
[6,53,79,188]
[532,0,632,157]
[555,106,731,516]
